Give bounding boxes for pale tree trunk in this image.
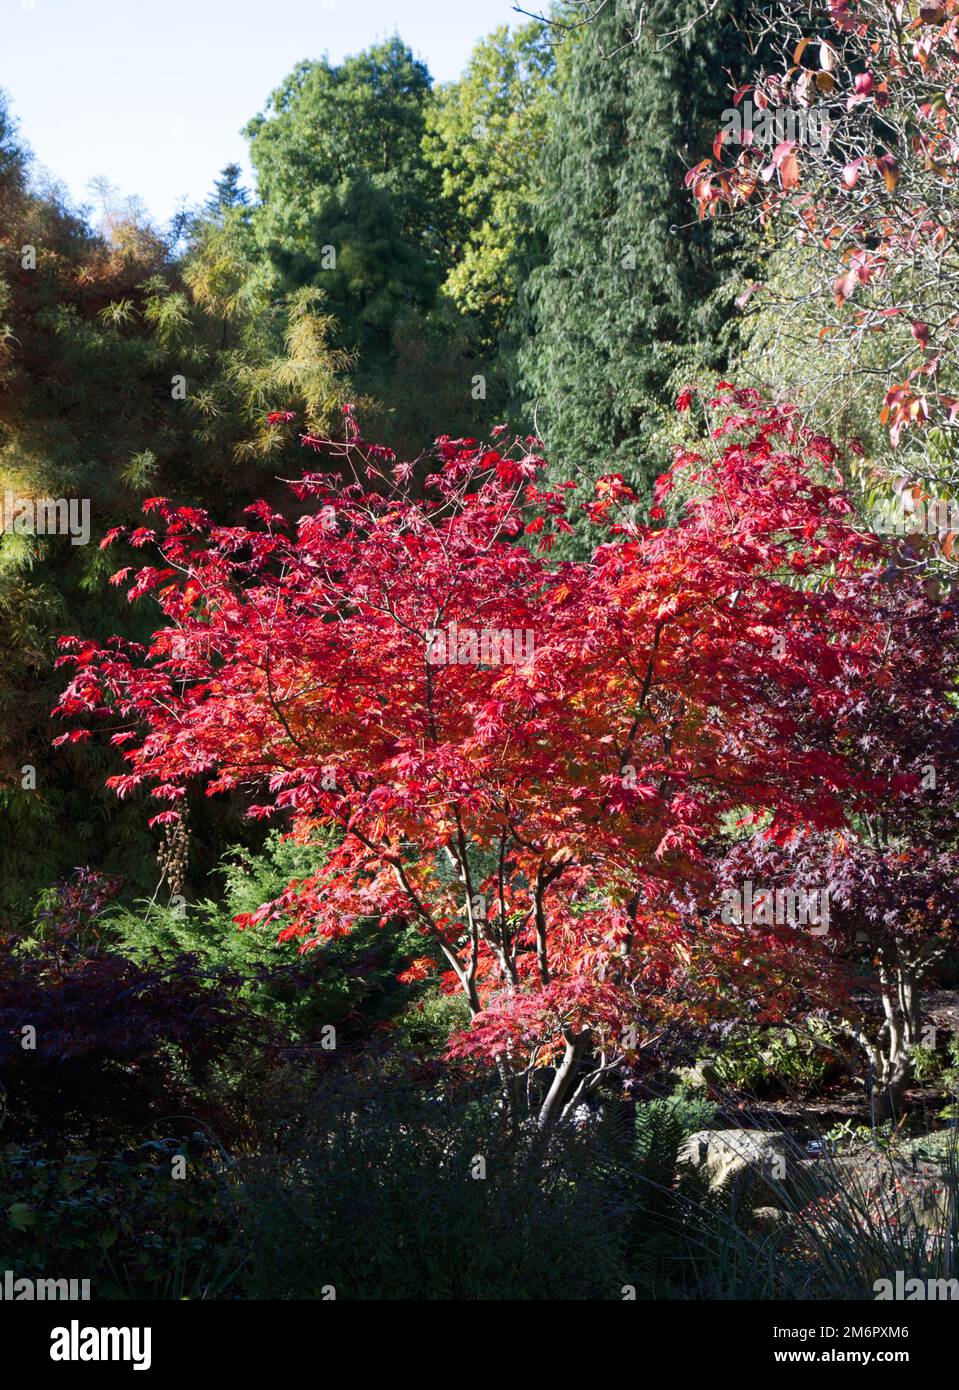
[523,1027,594,1173]
[536,1027,593,1136]
[870,947,920,1122]
[848,937,946,1124]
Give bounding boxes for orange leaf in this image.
[780,152,800,190]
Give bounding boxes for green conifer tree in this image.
[517,0,761,495]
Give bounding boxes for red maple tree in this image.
[56,390,913,1133]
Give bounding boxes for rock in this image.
[821,1152,953,1234]
[677,1128,793,1211]
[676,1128,955,1237]
[749,1205,788,1233]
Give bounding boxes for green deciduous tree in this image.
[423,22,559,343]
[0,107,353,916]
[245,40,446,320]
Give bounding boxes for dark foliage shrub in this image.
[235,1075,633,1300]
[0,869,265,1146]
[0,1139,242,1299]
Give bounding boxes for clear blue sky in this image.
[2,0,525,225]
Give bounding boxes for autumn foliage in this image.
[688,0,959,447]
[54,388,957,1127]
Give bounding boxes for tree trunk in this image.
[869,943,922,1124]
[526,1026,592,1172]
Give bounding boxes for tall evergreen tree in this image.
[242,40,507,453]
[517,0,761,495]
[243,41,449,397]
[206,162,249,215]
[245,39,445,273]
